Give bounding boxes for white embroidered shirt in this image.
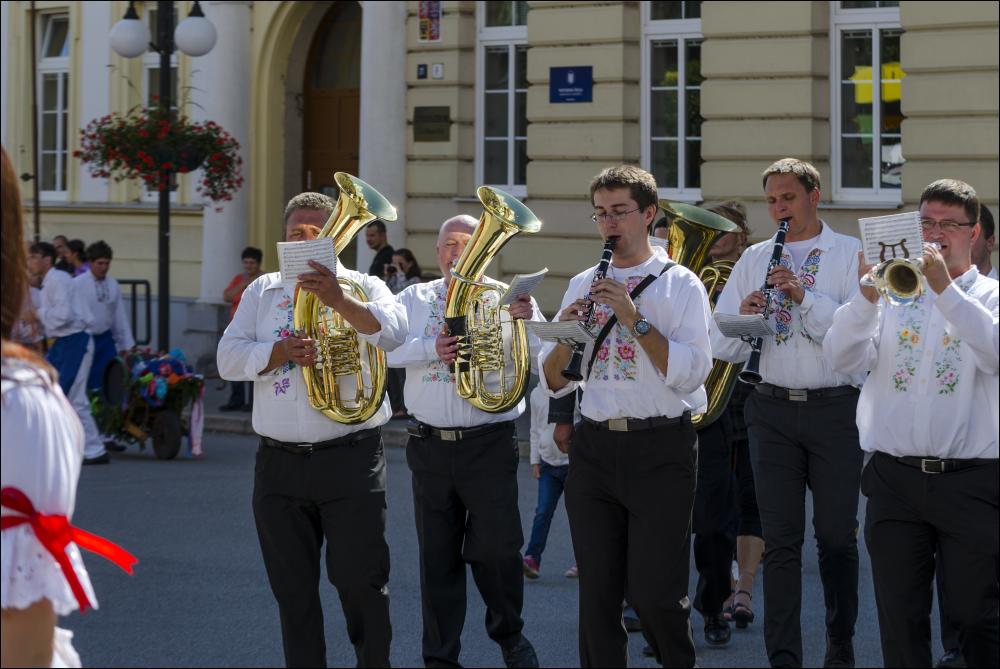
[74,272,135,350]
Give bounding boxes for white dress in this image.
[2,357,96,667]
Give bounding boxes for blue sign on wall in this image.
[550,66,593,103]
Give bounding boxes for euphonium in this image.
[293,172,397,424]
[444,186,542,413]
[658,200,741,429]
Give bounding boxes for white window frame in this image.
[640,3,703,202]
[141,2,179,203]
[37,12,70,201]
[830,1,903,204]
[476,1,528,199]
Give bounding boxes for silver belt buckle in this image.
[608,418,629,432]
[788,388,808,402]
[920,458,942,474]
[440,429,458,441]
[297,443,314,453]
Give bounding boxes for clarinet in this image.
[562,237,617,381]
[738,218,790,385]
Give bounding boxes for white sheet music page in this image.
[277,238,337,286]
[858,211,923,265]
[501,268,548,305]
[525,320,596,346]
[714,312,775,339]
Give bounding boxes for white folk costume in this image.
[826,269,999,668]
[75,271,135,393]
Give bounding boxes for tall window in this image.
[643,2,703,199]
[38,13,70,197]
[832,1,904,201]
[478,2,528,194]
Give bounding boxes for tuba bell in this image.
[658,200,741,429]
[293,172,397,424]
[444,186,542,413]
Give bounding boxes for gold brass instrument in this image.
[658,199,741,429]
[861,257,926,307]
[293,172,397,424]
[444,186,543,413]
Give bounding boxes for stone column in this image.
[77,1,112,202]
[357,0,408,273]
[192,0,252,302]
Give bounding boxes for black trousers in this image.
[863,452,999,668]
[252,434,391,668]
[938,563,961,652]
[566,420,698,668]
[406,423,525,668]
[745,390,862,668]
[692,418,738,618]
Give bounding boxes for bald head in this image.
[436,215,479,282]
[438,215,478,243]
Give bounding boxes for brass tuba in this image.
[659,200,740,429]
[444,186,543,413]
[293,172,397,424]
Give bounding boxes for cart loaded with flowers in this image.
[91,348,206,460]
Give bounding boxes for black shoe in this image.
[824,636,855,668]
[704,613,731,647]
[936,649,966,668]
[105,440,127,452]
[500,634,539,668]
[83,452,110,465]
[218,402,245,412]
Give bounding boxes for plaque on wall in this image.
[413,106,451,142]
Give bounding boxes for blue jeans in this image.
[525,462,569,564]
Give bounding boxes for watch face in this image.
[634,319,651,336]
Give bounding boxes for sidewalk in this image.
[201,377,532,455]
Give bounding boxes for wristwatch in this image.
[632,316,652,338]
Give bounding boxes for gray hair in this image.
[284,192,336,224]
[438,215,478,242]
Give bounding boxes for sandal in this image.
[722,590,735,621]
[731,589,755,628]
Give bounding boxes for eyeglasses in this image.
[920,219,975,233]
[592,208,640,224]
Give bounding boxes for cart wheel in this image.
[151,411,182,460]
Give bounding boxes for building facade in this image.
[1,1,997,361]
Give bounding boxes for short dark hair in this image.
[52,234,68,244]
[978,203,995,239]
[652,219,670,232]
[67,239,86,262]
[919,179,979,225]
[241,246,263,263]
[29,241,57,262]
[86,240,113,261]
[589,165,659,213]
[366,219,387,235]
[392,248,422,279]
[762,158,822,193]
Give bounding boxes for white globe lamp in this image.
[174,1,217,57]
[109,2,150,58]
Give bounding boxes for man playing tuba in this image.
[386,215,544,668]
[217,192,408,668]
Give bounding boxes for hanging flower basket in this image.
[74,103,244,203]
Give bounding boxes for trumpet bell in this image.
[862,257,924,307]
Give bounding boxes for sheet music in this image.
[648,235,669,249]
[714,312,774,339]
[525,320,595,346]
[277,238,337,286]
[500,268,548,305]
[858,211,923,265]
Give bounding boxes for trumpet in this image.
[738,218,790,385]
[860,247,934,307]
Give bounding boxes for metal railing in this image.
[119,279,152,346]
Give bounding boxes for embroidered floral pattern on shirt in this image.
[273,378,291,396]
[422,283,454,384]
[935,333,962,395]
[590,276,644,381]
[890,294,925,393]
[772,249,823,345]
[272,291,296,374]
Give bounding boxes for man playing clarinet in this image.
[710,158,864,668]
[540,165,713,668]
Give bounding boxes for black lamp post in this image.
[110,0,216,352]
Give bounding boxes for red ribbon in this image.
[1,486,138,612]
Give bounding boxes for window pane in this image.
[841,31,873,135]
[651,2,681,20]
[485,47,509,90]
[880,29,905,133]
[42,74,59,111]
[514,139,527,185]
[685,88,702,138]
[651,41,678,87]
[147,6,178,50]
[685,139,702,189]
[513,1,529,25]
[486,2,514,27]
[651,90,678,138]
[485,92,508,137]
[651,140,678,189]
[59,151,67,191]
[41,154,56,191]
[43,16,69,58]
[684,1,702,17]
[42,113,57,151]
[686,40,703,85]
[880,137,903,188]
[841,1,877,7]
[515,46,528,90]
[841,137,872,188]
[484,139,508,184]
[515,92,527,137]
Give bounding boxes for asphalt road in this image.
[62,431,947,667]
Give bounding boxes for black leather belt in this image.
[262,427,381,455]
[407,420,514,442]
[881,451,998,475]
[755,383,858,402]
[583,411,691,433]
